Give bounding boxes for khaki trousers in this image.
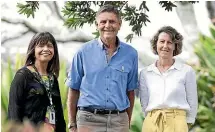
[142,109,188,132]
[77,110,129,132]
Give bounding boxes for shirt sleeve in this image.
[185,67,198,123]
[127,52,138,91]
[8,71,26,122]
[139,70,149,117]
[66,51,84,90]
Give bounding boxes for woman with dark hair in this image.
[8,32,66,132]
[139,26,198,132]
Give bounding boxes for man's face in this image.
[96,12,121,41]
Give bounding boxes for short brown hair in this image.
[150,26,183,56]
[96,4,121,21]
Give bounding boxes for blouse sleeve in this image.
[54,77,66,132]
[185,66,198,123]
[8,70,27,122]
[139,70,149,117]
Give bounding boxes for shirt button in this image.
[106,88,108,90]
[107,100,109,102]
[106,76,109,78]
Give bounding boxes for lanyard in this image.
[32,65,54,106]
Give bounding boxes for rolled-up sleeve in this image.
[127,53,138,91]
[139,70,149,117]
[185,67,198,123]
[66,51,84,90]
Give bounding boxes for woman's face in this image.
[156,32,175,59]
[34,41,54,63]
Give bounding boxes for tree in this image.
[206,1,215,25]
[1,1,91,46]
[16,1,197,42]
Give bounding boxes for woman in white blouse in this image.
[139,26,198,132]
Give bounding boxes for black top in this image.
[8,67,66,132]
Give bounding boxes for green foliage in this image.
[209,25,215,39]
[16,1,197,42]
[130,99,144,132]
[1,58,13,115]
[62,1,97,29]
[17,1,39,18]
[159,1,177,11]
[194,25,215,132]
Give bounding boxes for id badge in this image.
[46,106,56,125]
[49,111,55,124]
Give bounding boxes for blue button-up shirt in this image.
[66,38,138,111]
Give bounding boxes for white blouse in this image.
[139,59,198,123]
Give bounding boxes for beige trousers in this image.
[77,110,129,132]
[142,109,188,132]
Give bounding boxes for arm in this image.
[185,67,198,124]
[139,70,149,117]
[66,50,84,90]
[66,51,83,131]
[67,88,80,130]
[126,90,135,127]
[8,71,26,122]
[126,51,138,128]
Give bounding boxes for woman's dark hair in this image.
[150,26,183,56]
[25,32,60,77]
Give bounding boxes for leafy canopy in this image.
[16,1,197,42]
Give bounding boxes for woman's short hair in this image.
[150,26,183,56]
[25,32,60,77]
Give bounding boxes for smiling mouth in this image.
[104,30,114,32]
[40,53,51,55]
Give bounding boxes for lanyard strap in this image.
[32,65,54,106]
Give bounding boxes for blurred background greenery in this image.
[1,26,215,132]
[1,1,215,132]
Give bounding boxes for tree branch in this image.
[2,15,90,44]
[41,1,54,12]
[55,35,92,43]
[53,1,65,21]
[1,18,38,33]
[119,1,128,11]
[40,1,65,21]
[1,30,30,45]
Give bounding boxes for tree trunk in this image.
[175,2,199,64]
[206,1,215,25]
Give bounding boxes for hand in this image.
[69,127,77,132]
[128,116,131,129]
[187,123,192,129]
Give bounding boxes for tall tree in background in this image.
[16,1,197,42]
[1,1,91,46]
[175,2,200,63]
[206,1,215,25]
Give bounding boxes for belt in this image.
[78,107,126,115]
[148,109,186,131]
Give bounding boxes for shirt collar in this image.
[147,58,182,72]
[97,36,121,50]
[146,62,157,72]
[171,59,183,70]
